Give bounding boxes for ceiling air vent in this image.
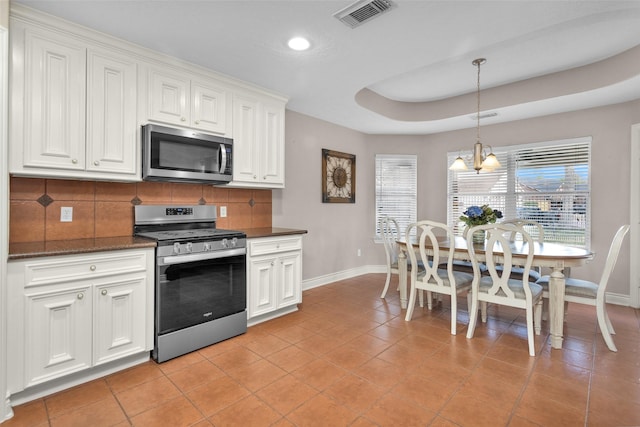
[333,0,396,29]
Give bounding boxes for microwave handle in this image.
[220,144,228,173]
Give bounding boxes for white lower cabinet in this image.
[93,276,148,366]
[7,249,154,392]
[25,285,93,387]
[247,235,302,322]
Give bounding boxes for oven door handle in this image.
[161,248,246,265]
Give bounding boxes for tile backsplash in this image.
[9,177,272,243]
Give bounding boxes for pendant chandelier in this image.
[449,58,501,174]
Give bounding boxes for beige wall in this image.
[0,1,8,28]
[277,99,640,297]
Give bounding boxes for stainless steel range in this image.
[134,205,247,362]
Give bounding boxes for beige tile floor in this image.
[4,273,640,426]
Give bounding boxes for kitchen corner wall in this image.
[9,177,272,243]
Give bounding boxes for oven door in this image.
[156,248,246,336]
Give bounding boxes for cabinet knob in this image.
[263,175,267,180]
[90,265,96,271]
[270,261,274,266]
[101,289,107,296]
[94,160,100,166]
[253,175,257,179]
[195,120,200,125]
[72,159,78,164]
[181,117,186,122]
[77,293,84,300]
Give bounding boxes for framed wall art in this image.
[322,149,355,203]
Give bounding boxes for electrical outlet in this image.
[357,249,362,257]
[60,207,73,222]
[220,206,227,218]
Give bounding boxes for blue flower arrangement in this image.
[460,204,503,226]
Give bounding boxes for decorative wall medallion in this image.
[322,149,355,203]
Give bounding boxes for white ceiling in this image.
[12,0,640,135]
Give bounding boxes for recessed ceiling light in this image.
[287,37,310,51]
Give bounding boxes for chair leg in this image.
[450,293,457,335]
[427,291,433,310]
[596,299,617,352]
[418,289,424,308]
[604,308,616,335]
[480,301,488,323]
[526,304,536,357]
[466,294,479,339]
[380,270,391,298]
[405,282,418,321]
[541,298,548,321]
[534,299,542,336]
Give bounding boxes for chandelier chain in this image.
[476,59,482,144]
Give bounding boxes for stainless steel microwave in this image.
[142,124,233,184]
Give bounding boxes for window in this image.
[447,137,591,248]
[375,154,417,238]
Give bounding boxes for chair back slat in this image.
[380,216,400,265]
[467,223,536,301]
[502,219,544,242]
[597,225,630,298]
[405,220,456,288]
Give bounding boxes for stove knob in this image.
[173,242,181,254]
[221,238,228,248]
[204,242,212,251]
[186,242,193,253]
[230,237,238,248]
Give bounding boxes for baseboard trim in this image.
[302,265,634,307]
[605,292,630,306]
[302,265,385,290]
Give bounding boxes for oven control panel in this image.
[166,207,194,216]
[157,238,247,257]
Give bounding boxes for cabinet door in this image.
[260,101,285,185]
[248,256,277,318]
[94,275,147,365]
[25,286,92,387]
[86,49,137,175]
[232,94,260,183]
[148,69,189,125]
[191,80,230,135]
[277,251,302,308]
[18,28,86,170]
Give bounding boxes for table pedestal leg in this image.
[398,250,408,309]
[548,266,566,349]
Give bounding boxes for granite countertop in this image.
[9,228,307,260]
[241,227,308,239]
[8,236,158,260]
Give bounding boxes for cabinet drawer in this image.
[250,236,302,256]
[20,250,148,288]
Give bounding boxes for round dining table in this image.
[396,235,593,350]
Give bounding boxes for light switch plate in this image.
[220,206,227,218]
[60,207,73,222]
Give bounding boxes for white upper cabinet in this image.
[86,49,138,175]
[147,67,231,136]
[230,91,286,188]
[9,5,287,186]
[11,24,87,171]
[10,16,138,180]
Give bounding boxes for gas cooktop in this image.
[136,228,244,242]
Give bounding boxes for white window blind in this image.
[447,137,591,248]
[375,154,417,238]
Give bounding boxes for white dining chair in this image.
[404,220,474,335]
[466,223,544,356]
[498,218,545,282]
[536,224,630,352]
[379,216,401,298]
